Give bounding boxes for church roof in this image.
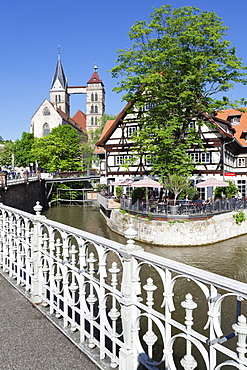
[56,107,83,132]
[51,53,68,90]
[87,64,103,84]
[72,110,87,131]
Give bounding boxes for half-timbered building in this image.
[96,101,247,198]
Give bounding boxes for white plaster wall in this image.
[103,209,247,246]
[31,100,62,138]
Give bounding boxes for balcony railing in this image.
[0,202,247,369]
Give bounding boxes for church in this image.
[30,52,105,138]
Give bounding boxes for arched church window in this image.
[91,117,94,125]
[43,107,50,116]
[95,105,98,113]
[91,105,94,113]
[95,93,98,101]
[43,123,50,136]
[58,95,61,102]
[91,93,94,101]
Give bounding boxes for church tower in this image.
[50,52,70,116]
[86,64,105,133]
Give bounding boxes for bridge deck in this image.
[0,274,98,370]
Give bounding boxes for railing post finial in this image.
[33,201,43,216]
[233,314,247,367]
[124,218,142,253]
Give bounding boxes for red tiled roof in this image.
[216,108,247,146]
[96,102,133,146]
[87,71,102,84]
[93,147,105,154]
[72,110,87,131]
[56,108,83,132]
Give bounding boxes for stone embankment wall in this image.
[102,209,247,246]
[0,180,47,214]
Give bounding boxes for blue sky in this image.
[2,0,247,140]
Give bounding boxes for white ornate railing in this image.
[0,201,247,369]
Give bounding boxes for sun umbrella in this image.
[131,177,163,188]
[131,178,163,211]
[196,177,230,188]
[109,178,134,186]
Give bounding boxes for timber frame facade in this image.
[96,102,247,199]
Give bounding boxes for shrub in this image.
[233,210,246,225]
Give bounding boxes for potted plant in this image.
[162,174,190,214]
[115,186,123,201]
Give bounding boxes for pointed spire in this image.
[87,64,102,84]
[51,47,68,90]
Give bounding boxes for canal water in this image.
[43,204,247,283]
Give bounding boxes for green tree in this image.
[111,5,247,177]
[31,125,83,172]
[14,132,35,167]
[0,141,14,168]
[162,174,190,205]
[214,180,239,199]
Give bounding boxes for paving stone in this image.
[0,275,98,370]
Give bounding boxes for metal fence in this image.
[0,202,247,369]
[120,196,247,217]
[0,173,39,187]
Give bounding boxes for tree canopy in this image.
[31,125,83,172]
[14,132,36,167]
[0,141,14,168]
[111,5,247,177]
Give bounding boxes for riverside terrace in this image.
[1,201,247,369]
[118,196,247,219]
[98,192,247,220]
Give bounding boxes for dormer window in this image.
[228,115,241,125]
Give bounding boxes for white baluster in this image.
[0,213,3,267]
[55,238,62,260]
[180,293,197,370]
[119,220,141,370]
[69,244,79,332]
[54,238,63,317]
[108,261,120,368]
[143,278,158,361]
[86,252,97,348]
[40,232,49,306]
[232,315,247,369]
[30,202,43,304]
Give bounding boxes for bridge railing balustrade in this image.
[0,202,247,369]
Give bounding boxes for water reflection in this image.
[43,204,247,283]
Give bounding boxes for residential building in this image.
[95,101,247,199]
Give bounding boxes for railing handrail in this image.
[134,249,247,296]
[1,201,244,295]
[0,201,247,369]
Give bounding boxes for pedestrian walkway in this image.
[0,274,98,370]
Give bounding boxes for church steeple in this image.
[86,64,105,133]
[50,50,70,116]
